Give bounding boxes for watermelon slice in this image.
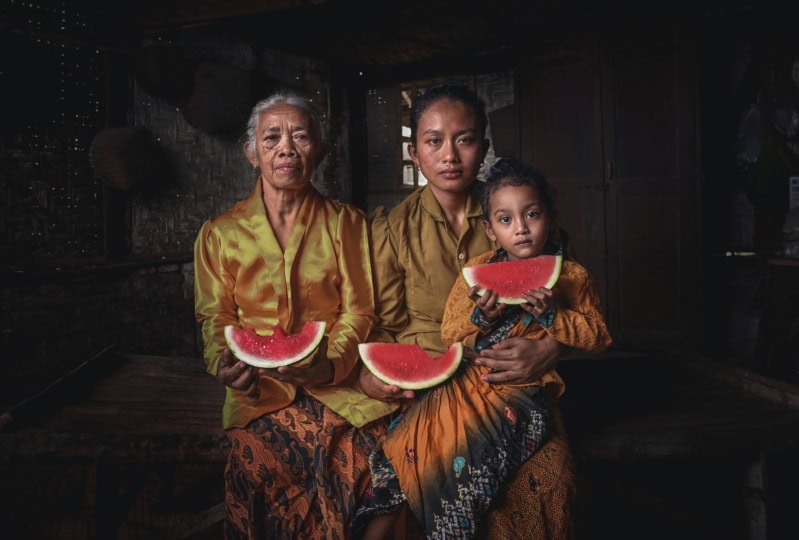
[358,342,463,390]
[462,254,563,304]
[224,321,326,368]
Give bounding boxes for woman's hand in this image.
[216,348,260,398]
[468,286,503,321]
[475,334,569,385]
[268,337,334,387]
[358,365,415,402]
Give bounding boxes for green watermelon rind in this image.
[358,342,463,390]
[462,254,563,305]
[224,321,326,368]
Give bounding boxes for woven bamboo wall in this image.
[129,35,340,257]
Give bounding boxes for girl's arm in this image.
[544,262,612,354]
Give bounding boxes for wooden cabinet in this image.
[757,258,799,382]
[518,27,700,350]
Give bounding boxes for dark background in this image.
[2,1,798,538]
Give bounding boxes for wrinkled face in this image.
[484,184,552,262]
[246,104,325,192]
[408,99,488,196]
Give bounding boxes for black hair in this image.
[409,81,488,144]
[480,157,556,220]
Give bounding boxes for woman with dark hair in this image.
[357,82,607,539]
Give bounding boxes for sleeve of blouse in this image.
[321,206,378,386]
[547,263,613,354]
[367,207,407,343]
[193,220,238,376]
[440,272,480,352]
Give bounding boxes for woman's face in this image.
[408,99,488,196]
[484,183,552,262]
[246,104,326,193]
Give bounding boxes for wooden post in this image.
[742,452,768,540]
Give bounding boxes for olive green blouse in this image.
[368,185,494,355]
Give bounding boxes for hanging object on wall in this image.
[89,126,176,196]
[181,61,254,139]
[488,104,517,159]
[134,42,196,104]
[735,102,762,172]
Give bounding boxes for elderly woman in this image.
[193,91,394,539]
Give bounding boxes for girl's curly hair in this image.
[480,157,556,220]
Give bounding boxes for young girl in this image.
[361,157,612,539]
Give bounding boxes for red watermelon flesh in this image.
[462,254,563,305]
[358,342,463,390]
[224,321,326,368]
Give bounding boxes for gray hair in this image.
[243,91,325,150]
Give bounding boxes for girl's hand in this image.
[519,287,554,318]
[468,286,503,320]
[216,348,260,398]
[358,364,415,402]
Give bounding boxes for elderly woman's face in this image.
[248,104,324,192]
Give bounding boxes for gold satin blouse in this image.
[194,179,396,429]
[441,250,613,397]
[369,185,494,355]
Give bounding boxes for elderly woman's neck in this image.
[262,183,311,249]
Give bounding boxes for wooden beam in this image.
[138,0,329,33]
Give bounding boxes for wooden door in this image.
[518,37,609,333]
[519,28,700,350]
[601,29,700,349]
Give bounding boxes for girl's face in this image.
[484,183,552,262]
[408,99,489,197]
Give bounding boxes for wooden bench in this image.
[2,349,798,539]
[559,350,799,462]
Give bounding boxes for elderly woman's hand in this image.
[269,360,333,387]
[358,365,415,402]
[474,334,569,385]
[266,337,334,387]
[216,349,260,398]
